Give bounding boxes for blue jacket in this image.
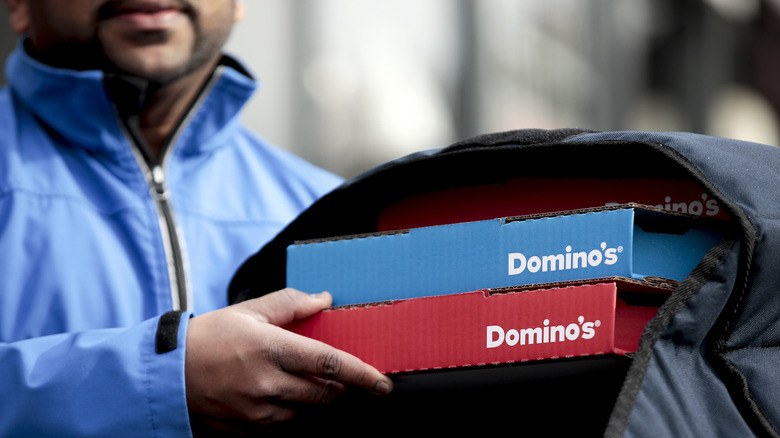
[0,42,343,437]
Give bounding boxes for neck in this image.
[136,61,219,160]
[137,78,202,160]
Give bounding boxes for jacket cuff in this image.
[155,310,186,354]
[145,311,193,437]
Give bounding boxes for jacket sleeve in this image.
[0,313,194,438]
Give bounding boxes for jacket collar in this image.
[5,38,258,160]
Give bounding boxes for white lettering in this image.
[705,195,720,216]
[565,323,580,340]
[487,325,504,348]
[528,256,542,273]
[506,329,520,346]
[587,249,602,266]
[487,316,601,348]
[521,327,543,345]
[582,322,596,339]
[508,242,621,276]
[543,254,565,272]
[604,247,618,265]
[508,253,525,275]
[689,200,703,216]
[635,193,721,217]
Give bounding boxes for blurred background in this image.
[2,0,779,178]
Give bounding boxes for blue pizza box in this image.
[286,204,723,306]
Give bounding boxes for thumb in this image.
[239,288,333,326]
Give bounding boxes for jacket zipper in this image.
[117,66,224,312]
[149,164,191,311]
[120,120,192,312]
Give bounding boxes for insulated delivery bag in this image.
[229,129,780,437]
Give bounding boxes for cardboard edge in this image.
[291,202,727,252]
[322,276,674,312]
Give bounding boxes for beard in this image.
[95,25,228,86]
[93,0,232,85]
[27,0,235,86]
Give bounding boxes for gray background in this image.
[2,0,777,178]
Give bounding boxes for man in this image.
[0,0,392,436]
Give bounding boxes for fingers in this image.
[258,368,347,405]
[186,287,394,433]
[240,288,333,326]
[239,288,393,395]
[265,328,393,398]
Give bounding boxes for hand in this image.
[184,288,392,433]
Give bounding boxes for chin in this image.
[130,66,191,85]
[111,57,195,84]
[107,45,220,86]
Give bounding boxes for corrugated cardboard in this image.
[285,282,659,374]
[287,204,722,306]
[378,176,727,231]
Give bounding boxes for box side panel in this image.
[288,210,637,306]
[287,207,717,307]
[286,283,622,374]
[287,220,501,305]
[501,209,634,287]
[377,177,727,231]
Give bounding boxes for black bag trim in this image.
[601,142,770,437]
[604,232,737,436]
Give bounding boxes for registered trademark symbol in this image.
[617,246,623,253]
[595,320,601,327]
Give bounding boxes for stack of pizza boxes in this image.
[284,176,726,376]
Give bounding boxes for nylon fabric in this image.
[0,40,343,437]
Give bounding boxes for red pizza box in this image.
[377,176,727,231]
[286,281,659,374]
